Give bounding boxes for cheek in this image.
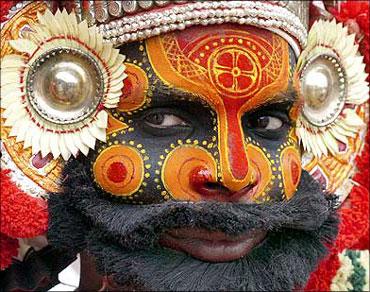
[161,145,217,201]
[93,145,144,196]
[280,146,301,200]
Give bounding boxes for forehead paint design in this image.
[147,25,290,106]
[146,25,290,191]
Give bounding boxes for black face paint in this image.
[85,38,301,205]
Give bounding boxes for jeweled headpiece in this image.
[78,1,309,56]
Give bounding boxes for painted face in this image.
[49,24,338,291]
[90,24,301,204]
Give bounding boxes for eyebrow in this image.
[154,84,210,109]
[155,84,202,100]
[253,86,298,110]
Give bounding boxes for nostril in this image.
[204,182,218,189]
[189,166,233,201]
[189,166,228,197]
[204,182,230,194]
[189,166,257,202]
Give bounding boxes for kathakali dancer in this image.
[0,1,369,291]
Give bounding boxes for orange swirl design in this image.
[280,146,301,200]
[93,145,144,196]
[118,63,148,112]
[162,146,217,201]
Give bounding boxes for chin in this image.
[85,223,337,291]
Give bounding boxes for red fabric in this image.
[304,252,341,291]
[305,176,369,291]
[0,1,18,22]
[1,170,48,238]
[0,169,48,270]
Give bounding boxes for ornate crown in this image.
[71,1,309,56]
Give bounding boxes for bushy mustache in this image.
[52,158,338,251]
[48,159,339,291]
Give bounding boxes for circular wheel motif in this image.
[209,46,261,98]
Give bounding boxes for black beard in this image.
[48,158,339,291]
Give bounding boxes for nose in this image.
[161,145,257,203]
[189,166,256,203]
[217,104,253,192]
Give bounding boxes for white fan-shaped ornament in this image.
[296,19,369,158]
[1,9,127,160]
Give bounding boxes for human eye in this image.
[144,112,189,129]
[141,107,192,137]
[242,105,290,140]
[247,115,283,131]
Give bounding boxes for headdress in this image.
[78,1,309,57]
